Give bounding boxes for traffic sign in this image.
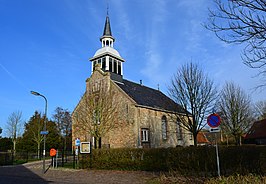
[207,114,221,178]
[75,138,81,146]
[40,131,49,135]
[209,127,221,133]
[207,113,221,128]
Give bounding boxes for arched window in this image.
[106,40,109,46]
[162,116,167,140]
[177,121,183,140]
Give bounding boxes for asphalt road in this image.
[0,162,156,184]
[0,165,48,184]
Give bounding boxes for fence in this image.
[0,150,73,166]
[0,152,13,165]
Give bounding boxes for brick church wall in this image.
[72,67,193,148]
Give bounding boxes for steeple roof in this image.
[103,15,112,36]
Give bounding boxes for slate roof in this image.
[245,119,266,139]
[115,79,186,113]
[103,15,112,36]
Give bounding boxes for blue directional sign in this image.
[207,113,221,128]
[75,138,81,146]
[40,131,49,135]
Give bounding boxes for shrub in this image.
[79,145,266,176]
[206,174,266,184]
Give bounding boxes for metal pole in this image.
[90,140,92,168]
[56,149,58,168]
[42,95,47,174]
[30,91,47,174]
[215,133,221,177]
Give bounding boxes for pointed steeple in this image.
[100,10,115,47]
[103,15,112,36]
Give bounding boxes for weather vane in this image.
[107,0,109,16]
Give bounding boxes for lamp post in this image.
[31,91,47,174]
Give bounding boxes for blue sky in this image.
[0,0,265,137]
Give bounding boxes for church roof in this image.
[116,79,186,113]
[91,46,124,61]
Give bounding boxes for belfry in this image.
[90,14,125,83]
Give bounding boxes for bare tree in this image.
[52,107,72,161]
[53,107,64,135]
[6,111,23,155]
[168,62,217,146]
[72,84,123,149]
[206,0,266,86]
[254,100,266,120]
[61,110,72,150]
[217,82,254,145]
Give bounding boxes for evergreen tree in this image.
[18,111,61,157]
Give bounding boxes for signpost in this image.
[74,138,80,169]
[207,113,221,178]
[73,139,92,169]
[74,138,92,168]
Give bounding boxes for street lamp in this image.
[31,90,47,174]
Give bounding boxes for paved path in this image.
[0,165,47,184]
[0,162,156,184]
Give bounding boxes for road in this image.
[0,161,156,184]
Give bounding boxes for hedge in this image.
[79,145,266,176]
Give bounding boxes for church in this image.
[72,14,193,148]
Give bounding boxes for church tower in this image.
[90,14,125,83]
